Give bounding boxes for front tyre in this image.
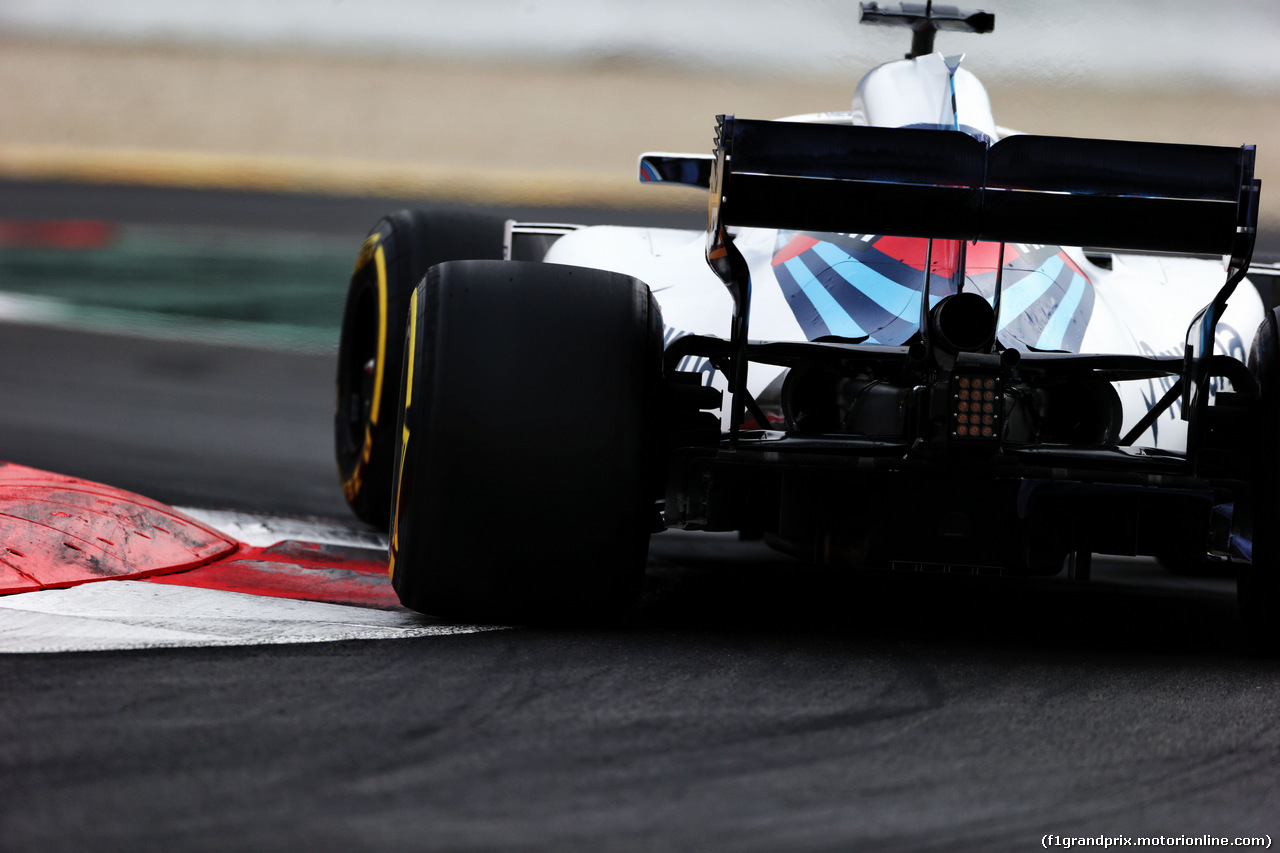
[335,210,505,528]
[389,260,662,623]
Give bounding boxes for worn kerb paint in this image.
[0,503,505,654]
[0,582,502,654]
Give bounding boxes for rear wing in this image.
[707,116,1258,262]
[705,115,1261,462]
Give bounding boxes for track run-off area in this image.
[1,180,1278,851]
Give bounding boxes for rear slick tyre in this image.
[1241,306,1280,652]
[389,260,662,623]
[334,210,505,529]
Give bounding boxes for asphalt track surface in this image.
[2,180,1280,852]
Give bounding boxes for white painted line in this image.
[0,581,502,654]
[175,506,389,550]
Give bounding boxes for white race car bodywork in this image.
[355,3,1280,634]
[544,215,1263,454]
[544,50,1265,454]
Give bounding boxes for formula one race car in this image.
[334,3,1278,642]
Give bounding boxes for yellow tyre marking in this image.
[340,233,388,502]
[341,469,361,502]
[389,285,419,582]
[353,231,379,273]
[369,241,389,429]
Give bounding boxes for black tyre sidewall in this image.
[335,210,505,528]
[1240,306,1280,649]
[391,260,662,622]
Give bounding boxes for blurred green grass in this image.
[0,226,354,352]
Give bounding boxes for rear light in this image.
[952,374,1001,440]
